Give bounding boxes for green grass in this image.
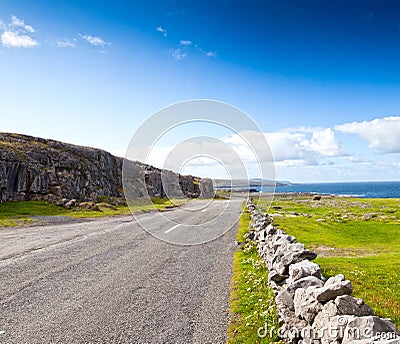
[228,207,282,344]
[0,198,188,227]
[258,195,400,327]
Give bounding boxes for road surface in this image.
[0,198,243,343]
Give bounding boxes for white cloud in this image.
[1,30,38,48]
[204,127,345,169]
[205,51,217,57]
[80,34,110,48]
[156,26,167,37]
[299,128,344,157]
[170,41,193,60]
[265,127,345,162]
[170,48,187,60]
[56,39,75,48]
[335,116,400,153]
[274,159,306,167]
[223,131,269,165]
[167,37,216,61]
[142,127,345,180]
[123,119,400,182]
[145,139,259,180]
[213,127,346,179]
[264,131,306,161]
[0,15,38,48]
[344,156,370,164]
[11,15,35,33]
[180,40,192,46]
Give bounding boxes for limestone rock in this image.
[310,315,356,344]
[0,133,212,203]
[269,269,289,283]
[288,260,324,284]
[199,177,214,198]
[294,287,323,324]
[313,274,353,303]
[334,295,374,317]
[280,245,318,268]
[64,199,77,208]
[286,276,325,298]
[79,201,101,211]
[276,289,295,312]
[96,202,117,210]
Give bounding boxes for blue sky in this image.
[1,0,400,182]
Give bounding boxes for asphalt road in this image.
[0,198,243,344]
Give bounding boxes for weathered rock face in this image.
[0,133,214,202]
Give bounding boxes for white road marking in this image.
[164,224,181,234]
[201,209,208,212]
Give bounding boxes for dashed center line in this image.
[164,224,181,234]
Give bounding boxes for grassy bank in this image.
[259,195,400,327]
[228,207,281,344]
[0,198,187,227]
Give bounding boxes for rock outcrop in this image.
[0,133,214,203]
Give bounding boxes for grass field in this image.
[228,207,281,344]
[0,198,187,227]
[258,195,400,327]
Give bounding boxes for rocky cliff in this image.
[0,133,214,203]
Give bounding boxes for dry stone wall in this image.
[246,198,400,344]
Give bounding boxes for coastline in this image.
[219,181,400,198]
[272,180,400,198]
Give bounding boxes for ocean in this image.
[263,181,400,198]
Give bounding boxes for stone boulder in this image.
[288,260,324,284]
[294,287,323,324]
[313,274,353,303]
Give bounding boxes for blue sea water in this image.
[266,181,400,198]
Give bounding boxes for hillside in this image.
[0,133,213,203]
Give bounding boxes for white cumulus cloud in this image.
[168,37,216,61]
[11,15,35,33]
[0,15,38,48]
[180,40,192,46]
[156,26,167,37]
[1,30,38,48]
[264,127,345,162]
[335,116,400,153]
[299,128,344,157]
[56,39,75,48]
[80,34,110,48]
[170,48,187,60]
[212,127,345,169]
[264,131,307,161]
[205,51,217,57]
